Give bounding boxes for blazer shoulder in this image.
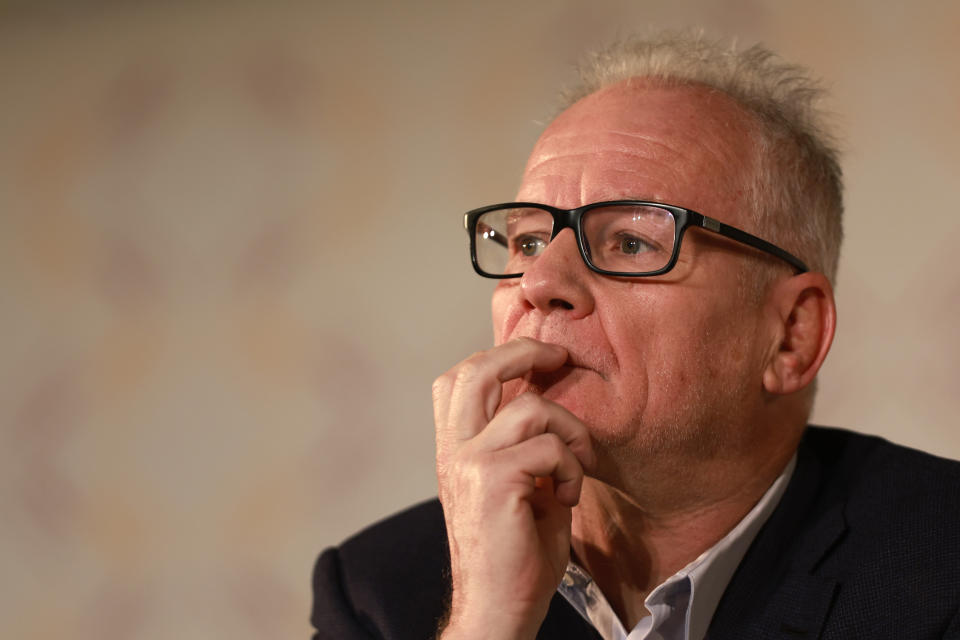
[802,425,960,539]
[710,427,960,639]
[331,497,449,600]
[312,499,450,640]
[798,427,960,636]
[803,425,960,495]
[339,498,447,558]
[315,499,600,640]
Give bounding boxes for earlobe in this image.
[762,272,837,396]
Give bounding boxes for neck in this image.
[569,444,795,630]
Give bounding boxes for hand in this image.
[433,338,596,640]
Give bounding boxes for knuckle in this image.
[433,367,457,392]
[434,349,488,392]
[513,391,544,410]
[541,431,565,454]
[512,393,549,423]
[455,357,486,384]
[506,393,554,437]
[498,393,544,437]
[432,371,454,397]
[436,348,504,401]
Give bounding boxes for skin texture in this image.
[434,78,836,638]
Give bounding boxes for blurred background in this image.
[0,0,957,638]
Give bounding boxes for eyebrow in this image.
[592,192,669,205]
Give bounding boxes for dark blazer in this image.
[312,427,960,639]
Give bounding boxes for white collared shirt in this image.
[557,456,796,640]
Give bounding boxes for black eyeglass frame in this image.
[464,200,808,278]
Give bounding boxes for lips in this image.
[563,353,603,375]
[498,340,610,410]
[507,321,615,381]
[523,366,575,394]
[542,343,612,381]
[522,359,603,396]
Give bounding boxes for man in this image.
[312,32,960,639]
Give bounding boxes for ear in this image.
[762,272,837,396]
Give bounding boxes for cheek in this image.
[663,298,763,402]
[491,281,523,345]
[607,293,717,403]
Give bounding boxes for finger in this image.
[439,338,568,440]
[488,338,569,384]
[477,393,596,473]
[496,433,585,507]
[460,338,568,425]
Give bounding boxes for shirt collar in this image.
[559,454,797,640]
[675,454,796,640]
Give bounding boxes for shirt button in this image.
[562,574,575,587]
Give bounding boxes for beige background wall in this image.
[1,1,957,638]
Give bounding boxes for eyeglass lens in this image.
[474,205,677,275]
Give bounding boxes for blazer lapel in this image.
[708,436,848,639]
[754,503,845,638]
[773,573,840,638]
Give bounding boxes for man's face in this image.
[492,79,777,470]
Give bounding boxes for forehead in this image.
[518,79,759,221]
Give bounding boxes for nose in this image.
[519,228,595,318]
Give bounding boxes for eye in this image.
[517,235,547,257]
[617,234,653,255]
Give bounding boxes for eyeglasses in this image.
[464,201,808,278]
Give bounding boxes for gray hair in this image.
[560,31,844,281]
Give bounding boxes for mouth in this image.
[523,361,597,394]
[564,353,605,376]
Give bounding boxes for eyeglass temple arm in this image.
[697,214,809,274]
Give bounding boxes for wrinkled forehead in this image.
[518,79,760,217]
